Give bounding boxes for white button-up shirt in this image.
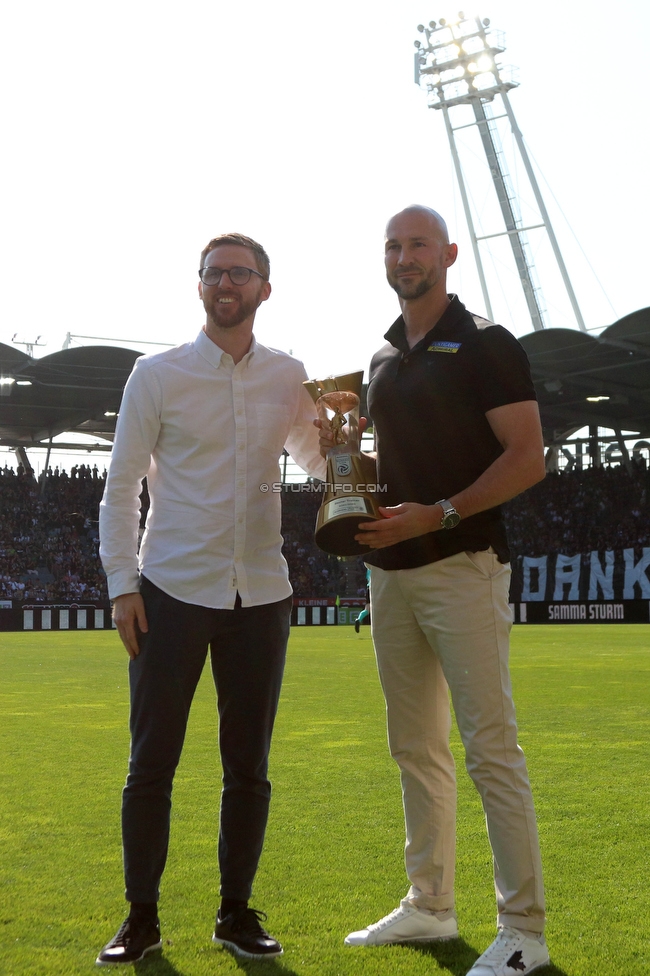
[99,329,325,608]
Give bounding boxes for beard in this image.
[203,289,262,329]
[387,264,442,300]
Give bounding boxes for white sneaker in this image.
[466,926,549,975]
[345,899,458,946]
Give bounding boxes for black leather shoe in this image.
[213,907,283,958]
[96,916,162,966]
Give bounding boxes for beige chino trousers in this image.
[369,549,545,933]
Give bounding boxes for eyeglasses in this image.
[198,266,267,286]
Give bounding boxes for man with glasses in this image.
[97,233,324,965]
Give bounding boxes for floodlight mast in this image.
[414,14,586,333]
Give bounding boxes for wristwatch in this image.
[435,498,461,530]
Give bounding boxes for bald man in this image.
[339,207,549,976]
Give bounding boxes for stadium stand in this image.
[2,309,650,610]
[0,467,368,603]
[0,464,106,603]
[504,461,649,557]
[1,461,648,606]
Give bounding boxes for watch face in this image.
[443,511,461,529]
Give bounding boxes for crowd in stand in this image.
[277,487,366,597]
[0,466,367,604]
[502,462,650,556]
[0,464,107,603]
[1,461,648,604]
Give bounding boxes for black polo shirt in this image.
[365,295,536,571]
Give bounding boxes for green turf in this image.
[0,625,648,975]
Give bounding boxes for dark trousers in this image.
[122,576,292,904]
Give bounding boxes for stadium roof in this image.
[1,306,650,452]
[519,307,650,444]
[0,344,142,448]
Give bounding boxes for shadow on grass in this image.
[134,951,186,976]
[215,945,301,975]
[127,939,301,976]
[133,952,184,976]
[399,938,478,975]
[403,939,571,976]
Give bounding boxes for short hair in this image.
[200,233,270,280]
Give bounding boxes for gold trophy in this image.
[303,371,382,556]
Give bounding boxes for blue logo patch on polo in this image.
[427,341,461,353]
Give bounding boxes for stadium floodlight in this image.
[413,13,586,333]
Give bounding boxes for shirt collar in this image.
[384,294,470,353]
[194,328,258,368]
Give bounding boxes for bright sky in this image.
[1,0,648,470]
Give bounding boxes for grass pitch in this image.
[0,625,648,976]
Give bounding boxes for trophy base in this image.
[315,494,382,557]
[314,499,377,556]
